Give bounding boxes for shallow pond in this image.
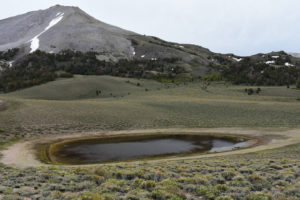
[49,134,248,164]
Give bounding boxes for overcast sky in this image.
[0,0,299,56]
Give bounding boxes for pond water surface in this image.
[50,135,248,164]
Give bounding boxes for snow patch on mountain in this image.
[266,61,275,64]
[233,57,243,62]
[28,12,64,53]
[285,62,294,67]
[8,61,14,67]
[30,37,39,53]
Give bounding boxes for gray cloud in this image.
[1,0,299,55]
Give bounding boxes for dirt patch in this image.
[1,128,300,168]
[0,100,6,111]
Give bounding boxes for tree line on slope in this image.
[209,54,300,87]
[0,50,185,92]
[0,49,300,93]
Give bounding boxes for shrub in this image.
[141,180,156,191]
[196,185,227,200]
[91,175,105,185]
[245,193,272,200]
[256,88,261,94]
[59,72,73,78]
[95,168,106,177]
[216,185,228,193]
[196,186,216,200]
[195,177,209,185]
[79,192,102,200]
[133,178,143,187]
[151,189,167,200]
[247,88,254,95]
[158,179,179,193]
[52,191,63,199]
[222,170,236,181]
[297,80,300,89]
[2,194,23,200]
[202,73,224,81]
[131,39,139,46]
[248,174,264,184]
[216,197,233,200]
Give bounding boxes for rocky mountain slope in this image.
[289,53,300,58]
[0,5,215,74]
[1,5,299,72]
[0,5,135,58]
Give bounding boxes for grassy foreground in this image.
[0,75,300,199]
[1,143,300,199]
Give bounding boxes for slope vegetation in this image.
[5,75,163,100]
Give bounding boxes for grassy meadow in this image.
[0,75,300,199]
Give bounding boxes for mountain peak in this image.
[0,5,135,58]
[53,4,71,7]
[0,5,211,64]
[48,4,82,12]
[44,4,85,17]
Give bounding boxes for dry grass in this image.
[1,77,300,138]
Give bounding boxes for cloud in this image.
[0,0,299,55]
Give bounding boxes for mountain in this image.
[0,5,299,93]
[0,5,135,58]
[1,5,300,69]
[289,53,300,58]
[0,5,214,73]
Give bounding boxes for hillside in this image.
[5,75,164,100]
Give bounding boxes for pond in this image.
[49,134,249,164]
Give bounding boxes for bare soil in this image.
[0,100,6,111]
